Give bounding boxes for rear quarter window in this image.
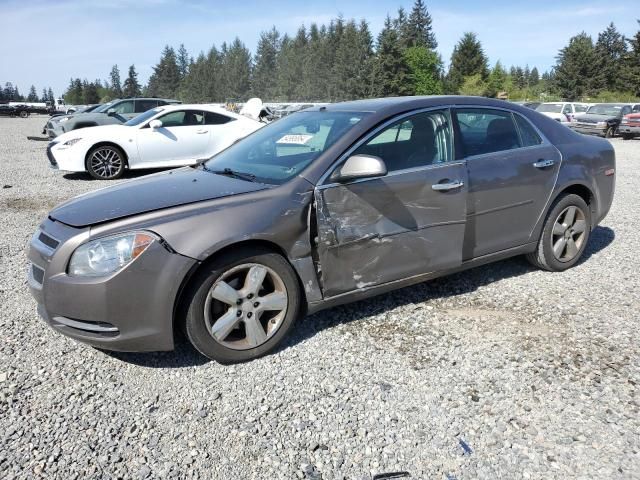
[514,114,542,147]
[205,112,234,125]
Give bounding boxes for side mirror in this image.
[107,108,117,116]
[149,119,163,129]
[331,154,387,183]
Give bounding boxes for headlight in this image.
[63,138,82,146]
[59,117,70,122]
[68,232,155,277]
[596,121,607,127]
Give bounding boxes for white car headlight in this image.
[68,232,155,277]
[63,138,82,147]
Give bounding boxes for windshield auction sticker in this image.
[276,134,314,145]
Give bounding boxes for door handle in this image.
[196,129,208,134]
[432,180,464,191]
[533,159,555,168]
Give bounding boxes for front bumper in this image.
[46,122,65,139]
[27,217,197,352]
[570,124,608,136]
[618,124,640,136]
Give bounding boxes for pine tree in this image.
[109,65,123,98]
[147,46,181,98]
[486,61,507,97]
[514,66,526,89]
[83,80,101,104]
[529,67,540,85]
[222,38,252,100]
[622,21,640,96]
[406,0,437,49]
[372,16,411,97]
[446,32,488,94]
[554,32,605,100]
[27,85,38,102]
[47,87,55,104]
[252,27,281,100]
[123,65,142,98]
[177,43,190,78]
[595,23,628,91]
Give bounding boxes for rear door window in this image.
[204,112,234,125]
[514,114,542,147]
[455,108,521,157]
[135,100,159,113]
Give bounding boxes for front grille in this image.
[38,231,59,249]
[31,264,45,284]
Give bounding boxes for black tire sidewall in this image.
[540,194,591,271]
[184,250,301,364]
[86,145,125,180]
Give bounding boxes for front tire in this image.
[19,110,28,118]
[622,134,634,140]
[86,145,125,180]
[527,194,591,271]
[183,248,301,363]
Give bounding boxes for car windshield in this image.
[587,104,623,116]
[536,104,563,113]
[125,108,163,126]
[203,110,369,185]
[93,101,116,113]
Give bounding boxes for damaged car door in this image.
[314,109,468,298]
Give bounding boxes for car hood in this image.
[576,113,619,122]
[49,167,270,227]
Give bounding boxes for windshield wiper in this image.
[208,167,256,182]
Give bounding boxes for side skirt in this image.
[306,242,536,315]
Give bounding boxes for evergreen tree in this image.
[177,43,190,78]
[41,88,47,103]
[595,22,628,91]
[446,32,488,94]
[514,66,526,89]
[372,16,411,97]
[147,46,181,98]
[123,65,142,97]
[252,27,281,100]
[406,0,437,49]
[109,65,123,98]
[27,85,38,102]
[622,21,640,96]
[222,38,252,100]
[332,20,374,100]
[486,61,507,97]
[523,65,531,87]
[554,32,605,100]
[529,67,540,85]
[83,80,101,104]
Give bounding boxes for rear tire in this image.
[183,248,301,364]
[19,110,28,118]
[622,134,634,140]
[526,194,591,272]
[604,126,615,138]
[86,145,126,180]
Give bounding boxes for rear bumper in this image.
[28,218,197,352]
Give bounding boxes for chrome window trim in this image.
[318,106,456,187]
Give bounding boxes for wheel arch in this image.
[171,239,308,337]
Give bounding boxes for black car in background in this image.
[571,103,640,137]
[0,104,30,118]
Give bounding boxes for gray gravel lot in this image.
[0,116,638,479]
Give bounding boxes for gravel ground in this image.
[0,116,638,480]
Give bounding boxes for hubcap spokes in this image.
[91,148,122,178]
[204,264,288,350]
[551,206,586,262]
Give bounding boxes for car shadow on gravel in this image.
[102,226,615,367]
[63,168,174,181]
[281,225,616,351]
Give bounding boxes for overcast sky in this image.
[1,0,638,98]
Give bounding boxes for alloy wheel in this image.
[551,205,587,262]
[204,263,288,350]
[90,148,123,179]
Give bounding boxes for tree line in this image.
[0,82,55,104]
[11,1,640,105]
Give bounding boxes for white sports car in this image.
[47,104,265,180]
